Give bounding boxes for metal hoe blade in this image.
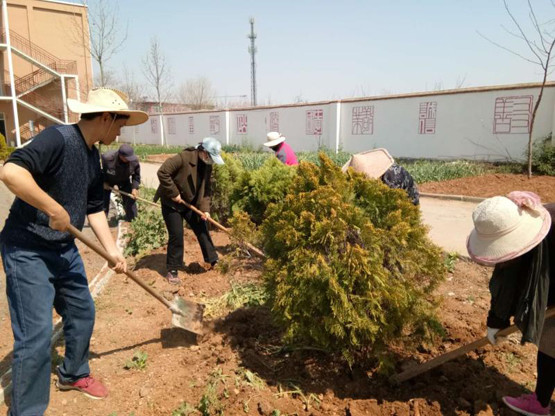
[170,295,205,335]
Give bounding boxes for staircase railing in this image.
[0,29,77,74]
[13,68,55,95]
[3,71,64,120]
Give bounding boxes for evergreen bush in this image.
[0,133,15,161]
[530,134,555,176]
[231,157,296,225]
[261,154,446,368]
[211,152,244,224]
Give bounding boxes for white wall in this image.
[119,82,555,161]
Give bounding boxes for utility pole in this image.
[248,17,257,107]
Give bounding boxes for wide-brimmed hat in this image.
[467,191,552,266]
[67,88,149,126]
[341,148,395,178]
[264,131,286,147]
[201,137,224,165]
[118,143,138,162]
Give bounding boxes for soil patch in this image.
[0,226,550,415]
[420,173,555,202]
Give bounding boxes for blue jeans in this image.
[1,242,95,416]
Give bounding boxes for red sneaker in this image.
[502,393,550,416]
[56,375,109,399]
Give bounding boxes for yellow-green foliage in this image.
[211,152,244,224]
[231,157,296,225]
[261,154,445,365]
[0,133,15,161]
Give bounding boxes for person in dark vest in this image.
[0,88,148,415]
[101,143,141,221]
[155,137,224,284]
[263,131,298,166]
[467,191,554,416]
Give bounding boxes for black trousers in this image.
[536,351,555,407]
[103,184,137,222]
[161,204,218,271]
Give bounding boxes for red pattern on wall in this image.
[270,111,279,131]
[237,114,247,134]
[210,115,220,134]
[167,117,176,135]
[306,109,323,135]
[351,106,374,135]
[418,102,437,134]
[493,95,533,134]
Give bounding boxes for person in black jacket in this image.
[467,191,554,416]
[101,143,141,221]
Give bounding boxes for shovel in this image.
[112,187,266,258]
[391,306,555,383]
[67,224,204,335]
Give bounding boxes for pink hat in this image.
[467,191,552,266]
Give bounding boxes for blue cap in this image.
[201,137,224,165]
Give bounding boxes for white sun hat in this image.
[466,191,552,266]
[67,88,149,126]
[264,131,286,147]
[341,148,395,179]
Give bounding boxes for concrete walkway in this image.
[138,161,478,257]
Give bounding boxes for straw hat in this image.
[67,88,149,126]
[466,192,552,266]
[341,148,395,179]
[264,131,286,147]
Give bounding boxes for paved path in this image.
[138,161,478,257]
[419,197,478,257]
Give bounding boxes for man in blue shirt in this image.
[0,88,148,416]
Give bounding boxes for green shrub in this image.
[0,133,15,161]
[123,205,167,257]
[211,152,244,224]
[261,154,446,367]
[231,157,296,225]
[530,135,555,176]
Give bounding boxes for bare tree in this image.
[479,0,555,178]
[86,0,128,87]
[116,65,142,109]
[142,37,172,108]
[178,77,216,110]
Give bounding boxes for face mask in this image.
[201,151,214,165]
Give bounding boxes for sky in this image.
[82,0,554,106]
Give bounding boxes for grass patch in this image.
[124,350,148,371]
[204,281,268,318]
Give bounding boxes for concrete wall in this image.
[120,82,555,161]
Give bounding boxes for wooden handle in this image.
[67,224,174,310]
[112,187,266,259]
[392,306,555,383]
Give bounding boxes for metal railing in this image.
[0,29,77,74]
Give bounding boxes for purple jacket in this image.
[275,142,298,166]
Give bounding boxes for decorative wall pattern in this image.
[493,95,533,134]
[352,106,374,135]
[418,102,437,134]
[306,109,323,135]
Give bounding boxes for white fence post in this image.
[335,100,341,153]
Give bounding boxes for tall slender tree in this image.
[480,0,555,178]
